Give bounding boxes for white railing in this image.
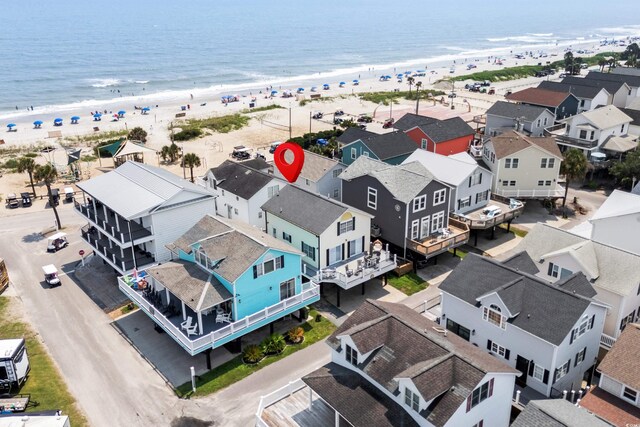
[600,333,617,349]
[493,185,564,199]
[312,250,397,289]
[255,379,306,427]
[118,277,320,355]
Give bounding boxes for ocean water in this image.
[2,0,640,116]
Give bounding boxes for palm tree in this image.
[34,164,61,229]
[406,76,415,94]
[607,54,618,72]
[560,148,588,218]
[414,81,423,114]
[625,55,637,68]
[182,153,201,182]
[597,58,607,72]
[16,157,37,196]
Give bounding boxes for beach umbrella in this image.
[93,112,102,117]
[71,116,80,121]
[54,118,63,124]
[270,90,278,95]
[118,110,126,116]
[353,79,359,82]
[297,87,304,92]
[339,82,345,85]
[142,107,150,111]
[404,71,411,75]
[323,84,330,89]
[7,123,16,128]
[34,120,43,126]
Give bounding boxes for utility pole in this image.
[289,106,292,140]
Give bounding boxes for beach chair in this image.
[216,312,231,323]
[185,322,198,337]
[93,127,100,132]
[180,316,194,331]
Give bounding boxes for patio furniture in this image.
[185,322,199,336]
[180,316,194,331]
[345,265,354,277]
[216,312,232,323]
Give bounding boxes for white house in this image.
[482,130,564,199]
[513,223,640,349]
[75,161,216,275]
[402,150,493,214]
[485,101,556,137]
[580,323,640,425]
[257,300,520,427]
[261,185,396,303]
[202,160,285,229]
[273,149,344,200]
[439,252,607,398]
[538,81,611,113]
[584,190,640,255]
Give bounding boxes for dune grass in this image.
[359,90,445,106]
[240,104,285,114]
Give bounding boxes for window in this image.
[590,131,595,140]
[351,147,357,160]
[367,187,377,209]
[543,117,548,126]
[345,344,358,366]
[279,279,295,300]
[258,211,263,219]
[509,181,516,187]
[579,130,587,139]
[433,189,446,206]
[413,195,427,212]
[404,388,420,412]
[221,189,225,196]
[538,180,544,186]
[476,190,489,203]
[483,305,506,329]
[328,244,343,264]
[621,124,625,133]
[548,158,555,168]
[282,232,292,243]
[333,168,342,178]
[548,262,560,278]
[555,360,569,382]
[362,151,369,157]
[467,379,494,412]
[431,211,445,233]
[234,208,239,215]
[545,180,551,186]
[421,139,427,149]
[502,181,509,187]
[490,341,507,358]
[541,158,548,168]
[253,255,285,278]
[305,179,310,186]
[411,220,420,240]
[420,216,431,238]
[623,387,638,403]
[469,172,482,187]
[621,310,636,331]
[533,365,545,382]
[458,197,471,210]
[348,238,363,257]
[301,242,315,261]
[267,185,279,198]
[580,99,586,108]
[333,188,339,198]
[490,152,495,163]
[339,219,354,234]
[505,158,519,168]
[571,315,595,343]
[575,347,586,366]
[536,119,541,127]
[272,227,277,237]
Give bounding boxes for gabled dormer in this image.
[540,241,599,282]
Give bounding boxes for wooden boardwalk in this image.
[262,387,335,427]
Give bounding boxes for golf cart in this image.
[50,188,60,206]
[47,232,68,253]
[42,264,60,287]
[382,118,395,129]
[64,187,74,203]
[231,146,251,161]
[269,141,283,154]
[312,112,323,120]
[20,192,32,207]
[6,193,19,209]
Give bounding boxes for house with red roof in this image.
[394,113,476,156]
[505,87,579,120]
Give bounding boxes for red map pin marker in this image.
[274,142,304,183]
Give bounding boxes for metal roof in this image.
[402,149,487,186]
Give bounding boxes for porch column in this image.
[491,226,496,240]
[165,288,170,304]
[197,311,203,335]
[361,283,365,295]
[308,387,313,408]
[336,287,341,307]
[115,214,120,233]
[182,301,186,321]
[335,409,340,427]
[507,220,512,233]
[91,198,98,222]
[103,204,108,221]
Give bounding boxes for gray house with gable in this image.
[486,101,556,137]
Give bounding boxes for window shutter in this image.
[347,241,351,257]
[574,353,579,367]
[479,173,482,184]
[528,361,535,377]
[554,368,559,383]
[547,263,553,276]
[280,255,285,268]
[488,378,494,397]
[361,236,365,253]
[352,217,356,230]
[487,339,492,350]
[466,395,472,412]
[337,222,341,236]
[505,349,510,360]
[543,369,549,384]
[570,329,575,344]
[326,249,330,266]
[589,314,595,330]
[342,244,345,260]
[253,265,258,279]
[566,359,571,374]
[468,176,472,187]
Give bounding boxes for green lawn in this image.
[448,248,468,259]
[176,309,336,397]
[387,272,429,296]
[498,223,529,238]
[0,297,88,426]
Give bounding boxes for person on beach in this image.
[190,94,193,100]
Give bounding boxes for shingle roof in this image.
[571,105,632,129]
[598,323,640,390]
[439,253,596,345]
[541,240,600,279]
[420,117,475,143]
[538,80,607,99]
[280,150,340,182]
[591,190,640,220]
[356,131,417,160]
[167,215,232,254]
[505,87,574,108]
[501,251,540,275]
[146,261,232,312]
[327,300,518,427]
[512,399,611,427]
[588,70,640,88]
[339,156,437,204]
[261,185,367,235]
[486,101,551,122]
[580,386,640,427]
[561,76,627,96]
[602,134,639,153]
[77,161,213,220]
[238,157,270,172]
[336,127,377,145]
[393,113,438,131]
[515,223,640,297]
[490,130,562,159]
[302,363,419,427]
[402,149,485,187]
[209,160,274,200]
[620,107,640,126]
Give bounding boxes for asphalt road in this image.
[0,203,331,426]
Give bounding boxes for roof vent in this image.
[280,208,283,213]
[527,314,531,318]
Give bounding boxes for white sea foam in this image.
[89,78,121,88]
[134,80,149,84]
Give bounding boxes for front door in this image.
[227,205,233,219]
[515,355,529,387]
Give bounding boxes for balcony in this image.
[118,274,320,356]
[554,135,599,150]
[600,333,617,349]
[302,246,397,290]
[74,200,153,246]
[406,218,469,258]
[451,195,524,230]
[493,184,565,199]
[82,226,155,274]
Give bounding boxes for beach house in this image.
[482,130,564,199]
[75,161,216,275]
[505,87,579,120]
[439,253,607,398]
[261,185,396,305]
[562,75,632,109]
[485,101,556,137]
[340,156,469,260]
[512,223,640,350]
[579,323,640,425]
[394,113,476,156]
[201,160,285,229]
[339,131,417,166]
[257,300,520,427]
[538,81,611,113]
[272,150,343,200]
[512,399,610,426]
[117,215,319,356]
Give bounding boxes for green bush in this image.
[173,128,203,141]
[0,158,19,169]
[185,113,250,134]
[24,153,38,158]
[242,344,264,364]
[261,334,286,355]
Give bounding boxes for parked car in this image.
[358,124,367,130]
[333,118,344,125]
[334,110,345,116]
[466,64,477,70]
[269,141,283,154]
[231,145,251,160]
[559,73,567,78]
[480,80,491,87]
[64,187,74,203]
[357,115,373,123]
[447,92,457,98]
[382,118,395,129]
[20,192,31,207]
[50,188,60,206]
[6,193,19,209]
[312,112,323,120]
[488,87,496,95]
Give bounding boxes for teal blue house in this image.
[118,214,319,356]
[340,131,417,167]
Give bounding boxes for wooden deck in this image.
[451,195,524,230]
[406,218,470,258]
[262,388,335,427]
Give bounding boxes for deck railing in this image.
[600,333,617,349]
[74,200,153,245]
[256,379,307,427]
[406,218,470,257]
[451,196,525,229]
[493,186,564,199]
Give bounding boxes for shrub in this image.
[261,334,286,355]
[128,126,148,143]
[24,153,38,158]
[242,344,264,364]
[0,158,19,170]
[287,327,305,344]
[173,128,202,141]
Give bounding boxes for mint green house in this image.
[118,214,319,356]
[340,131,417,167]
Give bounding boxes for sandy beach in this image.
[0,40,627,217]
